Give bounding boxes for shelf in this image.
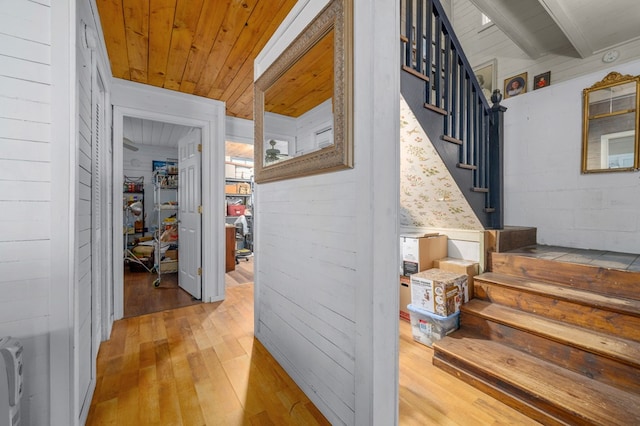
[225,177,252,183]
[124,191,144,194]
[159,186,178,190]
[226,193,251,197]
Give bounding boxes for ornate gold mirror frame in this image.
[254,0,353,183]
[582,71,640,173]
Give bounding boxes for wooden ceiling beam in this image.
[536,0,590,58]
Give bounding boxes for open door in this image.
[178,129,202,299]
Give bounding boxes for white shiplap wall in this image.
[452,0,640,95]
[502,59,640,253]
[0,1,52,425]
[254,0,399,424]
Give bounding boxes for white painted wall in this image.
[0,3,54,424]
[502,59,640,253]
[254,0,399,424]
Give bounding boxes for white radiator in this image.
[0,337,23,426]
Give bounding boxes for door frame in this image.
[111,79,226,321]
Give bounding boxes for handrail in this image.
[400,0,504,228]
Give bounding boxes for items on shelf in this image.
[152,170,179,287]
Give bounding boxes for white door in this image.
[178,130,202,299]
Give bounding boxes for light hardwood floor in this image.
[88,258,538,425]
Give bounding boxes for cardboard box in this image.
[401,234,447,275]
[433,257,479,302]
[160,259,178,273]
[410,268,465,316]
[225,164,236,178]
[165,249,178,260]
[235,166,252,180]
[408,304,459,347]
[399,275,411,322]
[237,182,251,194]
[225,184,238,194]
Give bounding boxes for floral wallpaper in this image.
[400,96,483,230]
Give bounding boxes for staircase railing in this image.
[400,0,504,229]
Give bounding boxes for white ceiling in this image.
[123,116,195,149]
[469,0,640,59]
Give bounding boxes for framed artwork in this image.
[473,59,496,102]
[152,160,178,175]
[534,71,551,90]
[504,72,527,98]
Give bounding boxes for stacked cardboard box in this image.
[399,275,411,321]
[410,268,466,317]
[400,234,447,276]
[433,257,479,302]
[399,234,447,321]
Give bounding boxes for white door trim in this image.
[111,79,226,321]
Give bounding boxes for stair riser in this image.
[460,313,640,394]
[432,356,567,426]
[491,253,640,301]
[474,280,640,343]
[433,352,586,425]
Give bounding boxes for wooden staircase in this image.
[433,247,640,425]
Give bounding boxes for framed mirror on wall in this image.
[582,72,640,173]
[254,0,353,183]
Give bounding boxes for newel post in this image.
[488,89,507,230]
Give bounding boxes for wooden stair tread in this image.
[490,251,640,301]
[476,272,640,317]
[463,299,640,368]
[434,333,640,425]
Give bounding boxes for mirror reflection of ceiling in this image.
[123,116,195,148]
[96,0,298,120]
[265,29,334,118]
[225,141,254,160]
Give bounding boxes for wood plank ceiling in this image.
[96,0,298,120]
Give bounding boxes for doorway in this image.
[224,141,255,287]
[120,117,203,317]
[111,83,227,323]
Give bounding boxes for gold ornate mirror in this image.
[582,72,640,173]
[254,0,353,183]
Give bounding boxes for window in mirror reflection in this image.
[582,73,640,173]
[263,28,335,165]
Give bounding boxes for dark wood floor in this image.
[505,244,640,271]
[124,257,256,318]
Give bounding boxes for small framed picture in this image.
[533,71,551,90]
[504,72,527,99]
[473,59,497,102]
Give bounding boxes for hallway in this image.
[88,257,330,425]
[88,255,536,425]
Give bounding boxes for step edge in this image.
[461,300,640,368]
[432,355,568,426]
[434,337,640,424]
[475,272,640,318]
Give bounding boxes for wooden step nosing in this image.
[456,163,477,170]
[471,187,489,193]
[461,300,640,368]
[434,336,640,424]
[423,102,448,116]
[401,65,429,82]
[441,135,463,145]
[432,355,567,426]
[475,272,640,318]
[490,252,640,301]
